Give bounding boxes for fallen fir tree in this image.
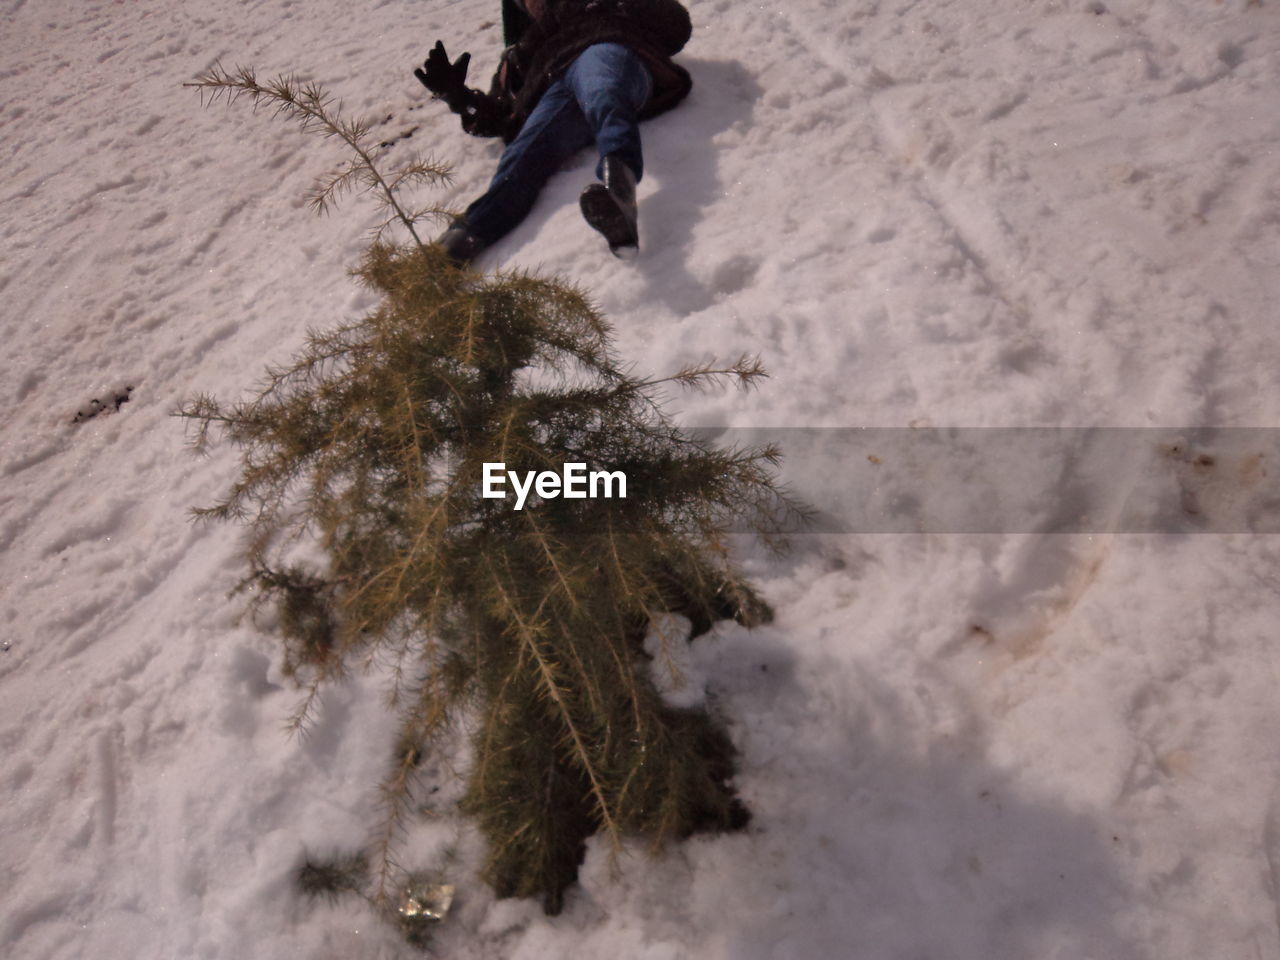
[181,66,793,916]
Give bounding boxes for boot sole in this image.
[579,184,638,255]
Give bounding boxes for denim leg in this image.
[462,78,593,245]
[460,43,653,246]
[563,43,654,181]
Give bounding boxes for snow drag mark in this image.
[1267,792,1280,956]
[95,725,120,848]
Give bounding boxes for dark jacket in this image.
[462,0,693,142]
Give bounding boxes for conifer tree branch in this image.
[632,354,770,392]
[370,662,456,905]
[522,513,580,612]
[485,563,623,854]
[285,673,329,737]
[371,733,422,904]
[187,64,447,249]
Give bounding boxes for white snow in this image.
[4,0,1280,957]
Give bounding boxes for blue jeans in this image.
[462,43,654,246]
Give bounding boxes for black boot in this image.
[579,154,638,256]
[436,221,486,266]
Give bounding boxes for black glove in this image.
[414,41,472,109]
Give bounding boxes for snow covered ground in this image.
[4,0,1280,957]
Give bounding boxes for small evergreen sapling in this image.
[183,66,793,915]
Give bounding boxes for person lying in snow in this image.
[414,0,694,262]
